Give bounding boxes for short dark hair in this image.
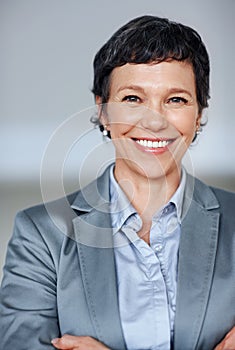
[92,15,210,114]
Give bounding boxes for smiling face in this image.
[98,60,201,182]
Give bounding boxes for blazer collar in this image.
[182,172,219,213]
[71,165,111,213]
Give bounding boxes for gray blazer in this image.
[0,166,235,350]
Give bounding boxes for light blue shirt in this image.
[109,166,186,350]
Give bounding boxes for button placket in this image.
[155,243,163,252]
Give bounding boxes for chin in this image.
[132,160,178,180]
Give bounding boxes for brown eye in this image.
[168,97,188,104]
[122,95,140,103]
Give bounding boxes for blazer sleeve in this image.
[0,210,60,350]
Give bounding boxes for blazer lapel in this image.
[71,166,126,350]
[71,168,220,350]
[174,175,220,350]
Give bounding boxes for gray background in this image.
[1,0,235,280]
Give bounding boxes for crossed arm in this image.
[1,211,235,350]
[51,335,110,349]
[50,329,235,350]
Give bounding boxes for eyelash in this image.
[121,95,189,105]
[168,97,188,104]
[122,95,141,103]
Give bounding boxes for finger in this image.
[225,325,235,339]
[51,334,110,350]
[214,326,235,350]
[51,334,80,349]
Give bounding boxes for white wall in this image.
[1,0,235,278]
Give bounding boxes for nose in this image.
[138,105,168,132]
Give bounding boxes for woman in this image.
[0,15,235,350]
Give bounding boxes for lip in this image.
[132,137,176,154]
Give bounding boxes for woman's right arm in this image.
[0,210,60,349]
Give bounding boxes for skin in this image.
[52,60,235,349]
[98,60,201,242]
[214,327,235,350]
[51,334,110,349]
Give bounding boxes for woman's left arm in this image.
[214,326,235,350]
[52,330,235,350]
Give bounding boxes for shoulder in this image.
[187,173,235,202]
[13,163,112,246]
[9,191,79,264]
[209,185,235,216]
[22,190,79,219]
[209,185,235,201]
[192,174,235,215]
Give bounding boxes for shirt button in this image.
[155,244,163,252]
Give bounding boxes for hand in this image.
[51,334,110,350]
[214,326,235,350]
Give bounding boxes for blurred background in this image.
[1,0,235,280]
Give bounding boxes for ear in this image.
[95,95,102,105]
[196,113,202,129]
[95,96,108,126]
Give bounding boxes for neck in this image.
[114,162,181,221]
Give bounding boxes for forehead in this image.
[109,60,196,92]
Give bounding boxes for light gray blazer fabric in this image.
[0,166,235,350]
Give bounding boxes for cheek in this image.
[109,123,132,139]
[107,108,139,137]
[169,111,197,138]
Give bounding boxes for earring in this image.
[196,125,202,136]
[192,125,202,143]
[102,125,108,137]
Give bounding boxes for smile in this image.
[134,138,173,149]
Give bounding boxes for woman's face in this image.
[98,60,201,181]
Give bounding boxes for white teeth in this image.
[153,141,158,147]
[136,139,170,148]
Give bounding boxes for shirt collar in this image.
[109,165,136,233]
[109,165,186,233]
[167,167,186,223]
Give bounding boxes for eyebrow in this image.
[165,87,193,97]
[117,85,145,94]
[117,85,193,97]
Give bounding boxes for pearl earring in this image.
[192,125,202,143]
[196,125,202,136]
[102,125,108,137]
